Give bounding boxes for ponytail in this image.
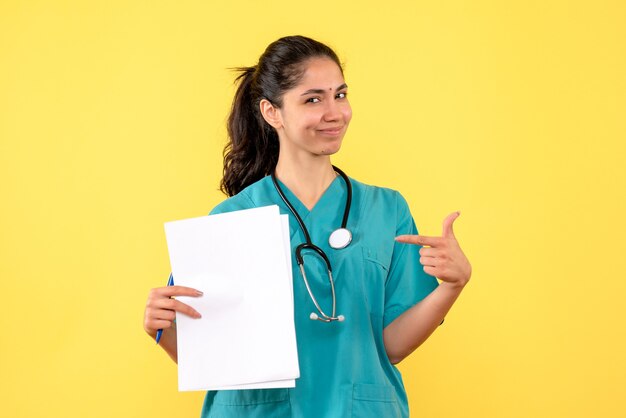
[220,67,279,196]
[220,36,343,197]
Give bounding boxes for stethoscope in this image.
[271,165,352,323]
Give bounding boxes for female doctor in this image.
[143,35,471,418]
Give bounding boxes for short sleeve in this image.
[208,191,255,216]
[383,192,439,328]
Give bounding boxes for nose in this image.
[322,99,342,122]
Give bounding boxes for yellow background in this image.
[1,1,624,417]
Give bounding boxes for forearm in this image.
[383,281,465,364]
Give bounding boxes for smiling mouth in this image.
[318,126,344,135]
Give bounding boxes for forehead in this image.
[294,57,345,90]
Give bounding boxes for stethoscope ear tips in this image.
[310,312,319,320]
[337,315,345,322]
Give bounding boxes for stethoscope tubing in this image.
[271,166,351,323]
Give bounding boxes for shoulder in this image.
[349,178,415,238]
[350,178,410,215]
[209,176,273,215]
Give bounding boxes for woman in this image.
[144,35,471,417]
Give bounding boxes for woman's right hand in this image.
[143,285,203,339]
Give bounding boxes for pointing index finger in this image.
[395,235,444,247]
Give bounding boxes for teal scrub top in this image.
[200,175,438,418]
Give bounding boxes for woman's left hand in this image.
[395,211,472,288]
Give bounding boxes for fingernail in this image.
[196,290,203,296]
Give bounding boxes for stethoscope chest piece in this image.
[329,228,352,249]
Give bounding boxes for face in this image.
[265,57,352,158]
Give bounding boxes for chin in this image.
[319,143,343,155]
[320,136,345,155]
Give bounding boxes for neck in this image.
[274,155,337,210]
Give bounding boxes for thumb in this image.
[442,211,460,239]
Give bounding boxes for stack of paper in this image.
[164,205,299,391]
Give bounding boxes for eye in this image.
[305,97,321,104]
[336,92,348,99]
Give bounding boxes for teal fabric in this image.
[200,175,438,418]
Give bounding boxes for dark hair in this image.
[220,35,343,196]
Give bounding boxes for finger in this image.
[153,298,202,318]
[153,285,203,298]
[148,308,176,322]
[395,235,444,247]
[442,211,460,239]
[419,256,440,267]
[144,310,176,332]
[419,247,442,257]
[423,265,438,277]
[146,319,174,331]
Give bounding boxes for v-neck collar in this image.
[273,175,343,218]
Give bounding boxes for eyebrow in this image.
[300,83,348,96]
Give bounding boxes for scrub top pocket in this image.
[352,383,402,418]
[358,246,391,318]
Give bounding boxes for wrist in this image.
[439,279,467,292]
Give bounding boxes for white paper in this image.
[214,215,296,390]
[164,205,299,391]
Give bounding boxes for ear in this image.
[259,99,283,130]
